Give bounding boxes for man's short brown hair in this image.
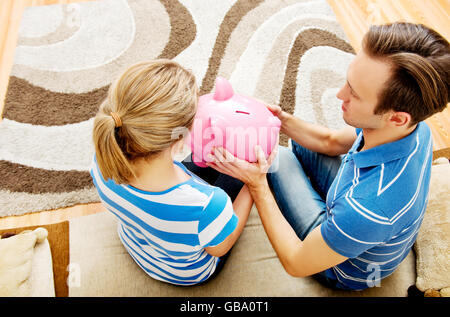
[362,22,450,125]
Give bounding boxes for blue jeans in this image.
[267,141,344,290]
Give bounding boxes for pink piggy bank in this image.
[188,77,281,167]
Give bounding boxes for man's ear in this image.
[388,111,411,127]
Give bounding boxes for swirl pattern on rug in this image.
[0,0,355,216]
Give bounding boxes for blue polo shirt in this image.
[321,122,433,290]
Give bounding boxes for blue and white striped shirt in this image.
[90,159,238,285]
[321,122,433,290]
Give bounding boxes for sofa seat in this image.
[68,206,415,297]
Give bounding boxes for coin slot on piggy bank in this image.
[189,77,281,167]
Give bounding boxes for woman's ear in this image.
[170,137,186,159]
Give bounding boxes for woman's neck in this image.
[128,150,190,192]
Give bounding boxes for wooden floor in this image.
[0,0,449,229]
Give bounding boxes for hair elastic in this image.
[110,112,122,128]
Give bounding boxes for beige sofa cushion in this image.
[68,207,415,297]
[414,162,450,293]
[0,228,54,297]
[30,238,56,297]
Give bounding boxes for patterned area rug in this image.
[0,0,355,217]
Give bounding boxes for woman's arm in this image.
[205,185,253,257]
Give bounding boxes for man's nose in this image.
[336,85,347,101]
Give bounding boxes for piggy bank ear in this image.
[213,77,234,101]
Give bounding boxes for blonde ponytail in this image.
[92,59,198,184]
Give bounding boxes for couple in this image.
[91,22,449,291]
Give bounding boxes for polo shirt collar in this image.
[350,122,422,168]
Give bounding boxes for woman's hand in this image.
[206,138,279,189]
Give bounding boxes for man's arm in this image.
[208,145,347,277]
[248,179,347,277]
[268,104,356,156]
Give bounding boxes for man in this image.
[207,22,450,290]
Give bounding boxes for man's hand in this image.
[266,104,283,118]
[266,104,290,125]
[206,138,279,188]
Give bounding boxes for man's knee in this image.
[291,140,315,162]
[267,146,302,189]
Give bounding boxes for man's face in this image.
[336,49,392,130]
